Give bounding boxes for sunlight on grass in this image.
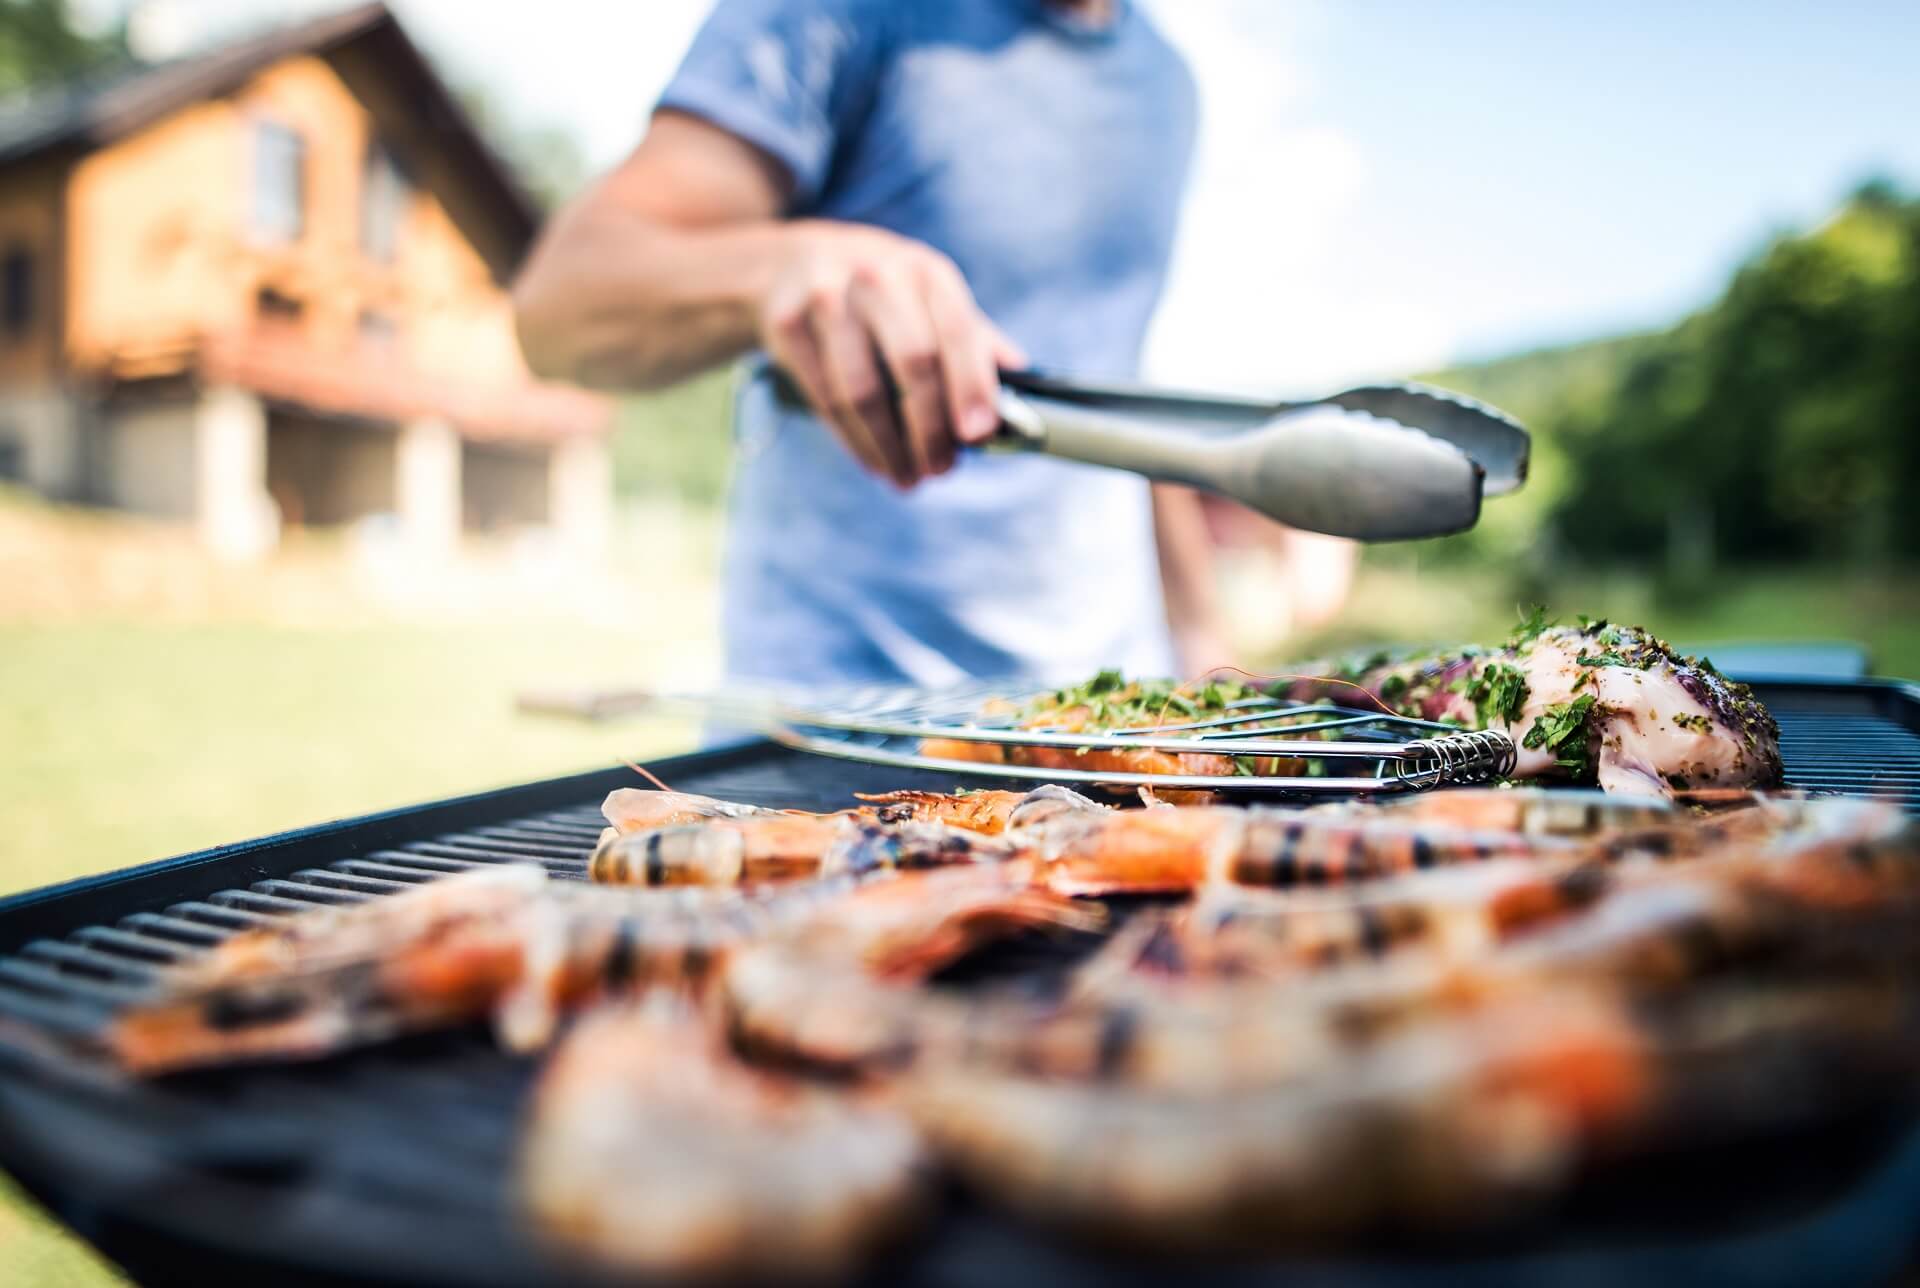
[0,1175,130,1287]
[1,621,698,895]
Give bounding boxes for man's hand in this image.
[759,222,1026,486]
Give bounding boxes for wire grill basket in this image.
[678,680,1520,796]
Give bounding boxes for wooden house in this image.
[0,2,610,560]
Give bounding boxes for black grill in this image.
[0,678,1917,1287]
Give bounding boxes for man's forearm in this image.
[514,193,789,390]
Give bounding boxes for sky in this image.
[98,0,1920,395]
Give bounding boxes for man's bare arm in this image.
[513,112,1021,486]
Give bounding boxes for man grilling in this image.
[513,0,1218,688]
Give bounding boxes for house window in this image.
[361,141,409,262]
[2,246,32,336]
[255,286,304,325]
[251,120,306,244]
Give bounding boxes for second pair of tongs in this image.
[771,365,1530,542]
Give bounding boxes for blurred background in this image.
[0,0,1917,1275]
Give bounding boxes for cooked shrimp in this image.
[108,865,549,1074]
[1343,787,1688,836]
[520,993,927,1279]
[909,968,1920,1249]
[600,788,784,832]
[601,786,1039,838]
[589,815,1018,887]
[107,868,876,1073]
[1023,806,1574,896]
[908,986,1648,1247]
[721,864,1104,1074]
[1096,860,1610,986]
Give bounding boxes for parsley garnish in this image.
[1522,694,1599,780]
[1575,651,1631,668]
[1507,604,1555,649]
[1464,661,1530,727]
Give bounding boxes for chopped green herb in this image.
[1465,661,1530,727]
[1522,694,1600,780]
[1507,604,1554,648]
[1575,651,1631,668]
[1672,712,1712,734]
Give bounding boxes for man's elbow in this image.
[512,275,662,391]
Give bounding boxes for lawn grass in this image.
[2,620,702,897]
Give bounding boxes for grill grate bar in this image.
[0,983,109,1033]
[331,860,446,884]
[413,837,591,861]
[144,904,264,934]
[399,844,587,873]
[251,880,369,906]
[210,890,321,916]
[364,850,485,874]
[466,822,606,845]
[70,926,194,963]
[20,940,161,984]
[291,869,419,895]
[0,958,144,1003]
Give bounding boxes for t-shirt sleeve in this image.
[655,0,889,209]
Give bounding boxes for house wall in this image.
[103,397,199,518]
[63,53,533,393]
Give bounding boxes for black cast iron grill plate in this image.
[1,679,1918,1287]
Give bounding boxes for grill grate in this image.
[0,679,1915,1286]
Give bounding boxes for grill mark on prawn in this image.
[1095,1005,1139,1078]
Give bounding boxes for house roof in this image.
[0,2,541,278]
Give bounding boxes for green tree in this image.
[1431,177,1920,572]
[0,0,127,94]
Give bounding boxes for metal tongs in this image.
[773,366,1530,542]
[990,369,1528,541]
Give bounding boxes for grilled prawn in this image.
[590,814,1020,887]
[908,974,1920,1249]
[520,994,927,1279]
[105,867,872,1073]
[600,786,1039,836]
[721,864,1104,1074]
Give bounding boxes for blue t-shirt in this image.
[660,0,1197,687]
